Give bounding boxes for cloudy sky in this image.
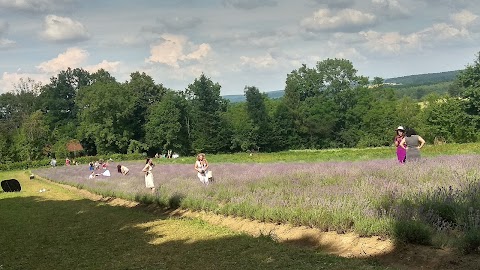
[0,0,479,95]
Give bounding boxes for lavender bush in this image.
[33,155,480,247]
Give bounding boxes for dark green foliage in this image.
[126,71,166,142]
[76,80,136,154]
[393,220,432,245]
[460,229,480,254]
[244,86,273,151]
[456,53,480,89]
[393,82,452,100]
[145,90,190,155]
[186,74,232,153]
[421,96,478,143]
[168,192,186,209]
[38,68,92,128]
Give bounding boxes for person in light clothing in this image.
[117,164,130,175]
[194,153,209,185]
[142,158,155,193]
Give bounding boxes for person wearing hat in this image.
[394,126,406,163]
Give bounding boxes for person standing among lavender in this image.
[394,126,406,163]
[194,153,209,185]
[142,158,155,193]
[400,128,426,162]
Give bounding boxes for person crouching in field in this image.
[142,158,155,193]
[117,164,129,175]
[195,153,210,185]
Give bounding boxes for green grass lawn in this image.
[0,171,391,270]
[156,142,480,165]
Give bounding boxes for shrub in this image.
[460,229,480,254]
[393,220,432,245]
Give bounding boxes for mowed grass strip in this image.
[152,142,480,165]
[0,172,390,270]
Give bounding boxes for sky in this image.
[0,0,479,95]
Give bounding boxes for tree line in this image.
[0,53,479,163]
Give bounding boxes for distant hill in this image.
[223,90,284,103]
[384,70,460,87]
[223,70,462,102]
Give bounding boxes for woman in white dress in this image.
[142,158,155,193]
[194,153,209,185]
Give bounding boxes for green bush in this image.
[393,220,432,245]
[460,229,480,254]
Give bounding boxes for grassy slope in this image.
[0,172,389,270]
[154,143,480,165]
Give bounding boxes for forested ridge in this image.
[224,70,460,103]
[1,54,479,163]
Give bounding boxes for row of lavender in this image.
[33,155,480,250]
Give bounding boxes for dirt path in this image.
[51,180,480,270]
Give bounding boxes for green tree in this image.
[299,96,338,148]
[456,52,480,89]
[421,97,477,143]
[454,52,480,133]
[244,86,273,151]
[38,68,92,129]
[372,77,384,86]
[126,72,166,142]
[76,81,135,154]
[225,102,253,151]
[145,91,190,155]
[316,58,365,95]
[185,74,231,153]
[14,111,49,161]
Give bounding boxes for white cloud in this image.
[222,0,277,10]
[334,47,366,61]
[36,47,121,74]
[451,10,478,27]
[144,17,203,33]
[0,21,16,49]
[0,71,49,93]
[0,21,8,34]
[310,0,355,9]
[301,8,376,33]
[0,38,16,48]
[36,47,89,73]
[360,21,469,55]
[240,53,278,69]
[371,0,410,18]
[418,23,469,42]
[1,47,122,93]
[146,34,212,68]
[85,60,121,74]
[227,30,290,48]
[0,0,74,12]
[41,15,89,42]
[360,30,421,54]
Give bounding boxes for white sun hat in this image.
[396,126,405,131]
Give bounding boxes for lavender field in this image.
[33,155,480,245]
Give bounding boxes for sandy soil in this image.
[53,181,480,270]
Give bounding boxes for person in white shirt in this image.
[194,153,209,185]
[117,164,130,175]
